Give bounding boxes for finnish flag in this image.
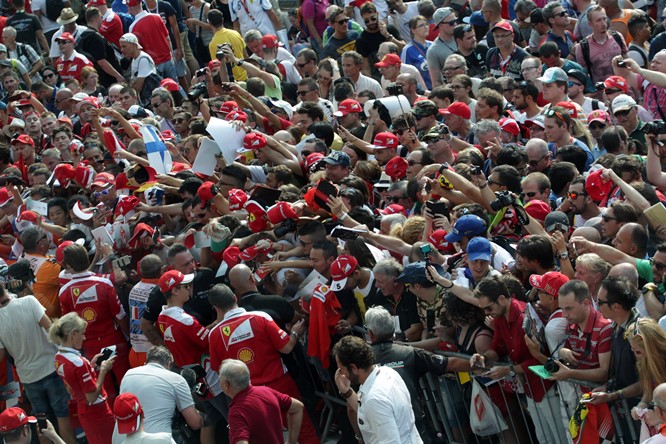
[141,125,172,175]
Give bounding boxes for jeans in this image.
[157,60,178,82]
[22,371,70,418]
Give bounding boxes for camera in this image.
[274,218,297,238]
[187,82,208,101]
[420,244,432,269]
[544,357,560,374]
[216,43,230,61]
[617,60,626,68]
[386,83,403,96]
[470,165,482,175]
[595,82,606,91]
[196,68,207,78]
[489,191,516,212]
[643,120,666,135]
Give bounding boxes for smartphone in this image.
[196,68,206,78]
[96,345,117,365]
[426,201,448,218]
[36,413,47,430]
[330,226,360,240]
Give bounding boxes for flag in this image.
[103,129,125,164]
[16,155,27,183]
[140,125,172,174]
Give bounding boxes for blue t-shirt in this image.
[402,41,432,90]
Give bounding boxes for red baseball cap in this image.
[604,76,629,94]
[159,270,194,293]
[499,117,520,137]
[219,101,240,114]
[11,134,34,146]
[372,132,399,150]
[304,152,325,174]
[333,99,363,117]
[243,133,267,151]
[15,210,38,232]
[161,130,176,142]
[428,229,456,254]
[126,0,142,6]
[197,181,218,205]
[225,110,247,123]
[218,245,242,275]
[0,407,36,432]
[439,102,471,120]
[385,156,408,181]
[267,201,298,224]
[0,188,14,207]
[56,240,74,264]
[228,188,248,211]
[245,200,268,232]
[375,54,401,68]
[56,32,75,43]
[379,204,406,216]
[128,223,155,249]
[160,78,180,93]
[529,271,569,298]
[524,199,551,222]
[555,101,578,119]
[261,34,280,49]
[91,172,116,189]
[585,169,613,202]
[114,393,143,435]
[208,60,221,70]
[79,96,100,109]
[587,110,611,126]
[491,20,513,33]
[330,255,358,291]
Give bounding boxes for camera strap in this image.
[651,87,666,121]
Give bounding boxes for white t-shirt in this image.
[228,0,276,36]
[31,0,59,33]
[0,295,58,383]
[49,25,89,58]
[389,2,419,43]
[355,74,384,99]
[122,431,176,444]
[131,52,158,81]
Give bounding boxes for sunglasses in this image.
[487,177,503,187]
[589,123,606,130]
[597,298,609,306]
[297,90,315,96]
[567,191,586,199]
[528,154,546,166]
[614,109,632,117]
[44,73,55,79]
[651,258,666,271]
[297,62,308,68]
[443,64,464,71]
[364,15,378,24]
[441,19,457,26]
[56,40,70,45]
[174,118,187,123]
[555,10,567,16]
[567,81,582,87]
[605,88,622,95]
[523,191,537,198]
[601,214,617,222]
[407,160,422,166]
[334,18,349,25]
[93,188,112,198]
[393,128,407,135]
[545,108,568,125]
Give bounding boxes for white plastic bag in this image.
[469,379,509,436]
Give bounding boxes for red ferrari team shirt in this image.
[157,306,209,367]
[129,12,172,65]
[55,347,108,412]
[59,271,126,349]
[99,10,123,48]
[209,307,290,385]
[56,51,93,81]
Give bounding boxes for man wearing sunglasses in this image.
[540,3,574,58]
[611,94,649,154]
[487,20,529,80]
[356,2,404,78]
[322,7,359,62]
[566,176,601,228]
[453,23,487,79]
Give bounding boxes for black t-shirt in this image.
[238,291,295,329]
[142,267,219,326]
[77,30,123,88]
[7,12,43,50]
[456,47,488,79]
[356,25,402,78]
[366,287,421,333]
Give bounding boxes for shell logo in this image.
[237,348,254,364]
[82,307,96,322]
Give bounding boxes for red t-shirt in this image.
[129,12,172,65]
[228,385,292,444]
[209,307,290,385]
[56,51,94,82]
[55,347,108,412]
[157,306,210,367]
[59,272,126,353]
[99,11,123,48]
[564,308,612,371]
[260,115,292,136]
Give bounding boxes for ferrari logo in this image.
[223,326,231,336]
[248,213,256,222]
[73,288,80,297]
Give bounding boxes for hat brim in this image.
[613,105,635,113]
[468,252,491,262]
[444,232,463,243]
[587,118,607,125]
[0,197,13,208]
[116,415,141,435]
[181,273,195,285]
[330,277,347,292]
[56,16,78,24]
[525,119,545,129]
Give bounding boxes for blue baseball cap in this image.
[466,237,491,262]
[396,261,445,285]
[463,11,487,26]
[445,215,487,243]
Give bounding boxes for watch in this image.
[557,251,569,260]
[508,365,516,377]
[642,283,658,294]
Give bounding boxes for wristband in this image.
[339,213,349,221]
[341,388,353,399]
[443,280,454,289]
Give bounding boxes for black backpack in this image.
[579,30,624,81]
[46,0,67,22]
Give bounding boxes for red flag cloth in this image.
[571,394,614,444]
[103,128,126,158]
[303,284,341,368]
[16,155,27,183]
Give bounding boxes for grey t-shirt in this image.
[426,36,458,75]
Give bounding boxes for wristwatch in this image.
[557,251,569,260]
[642,283,658,294]
[508,365,516,377]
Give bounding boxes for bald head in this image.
[654,382,666,411]
[607,263,639,288]
[228,264,256,293]
[571,226,601,243]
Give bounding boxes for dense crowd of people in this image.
[0,0,665,442]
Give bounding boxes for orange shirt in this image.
[25,253,61,318]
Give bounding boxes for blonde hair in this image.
[390,216,426,245]
[48,312,87,345]
[628,318,666,397]
[575,253,611,276]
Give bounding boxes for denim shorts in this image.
[22,371,70,418]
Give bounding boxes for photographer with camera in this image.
[612,53,666,124]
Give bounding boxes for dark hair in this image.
[517,80,539,102]
[601,276,639,311]
[492,164,522,193]
[308,121,334,147]
[298,220,326,238]
[221,165,246,187]
[339,176,369,202]
[334,81,355,102]
[333,336,375,370]
[558,279,590,303]
[208,283,237,310]
[312,239,338,259]
[601,126,628,155]
[442,291,485,326]
[516,235,555,269]
[178,177,204,196]
[475,275,510,302]
[208,8,224,27]
[609,201,639,223]
[47,197,68,219]
[627,13,648,38]
[540,41,561,58]
[428,85,454,103]
[296,101,324,123]
[497,146,527,169]
[345,238,376,268]
[556,145,587,174]
[611,154,642,179]
[548,161,578,195]
[63,244,91,272]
